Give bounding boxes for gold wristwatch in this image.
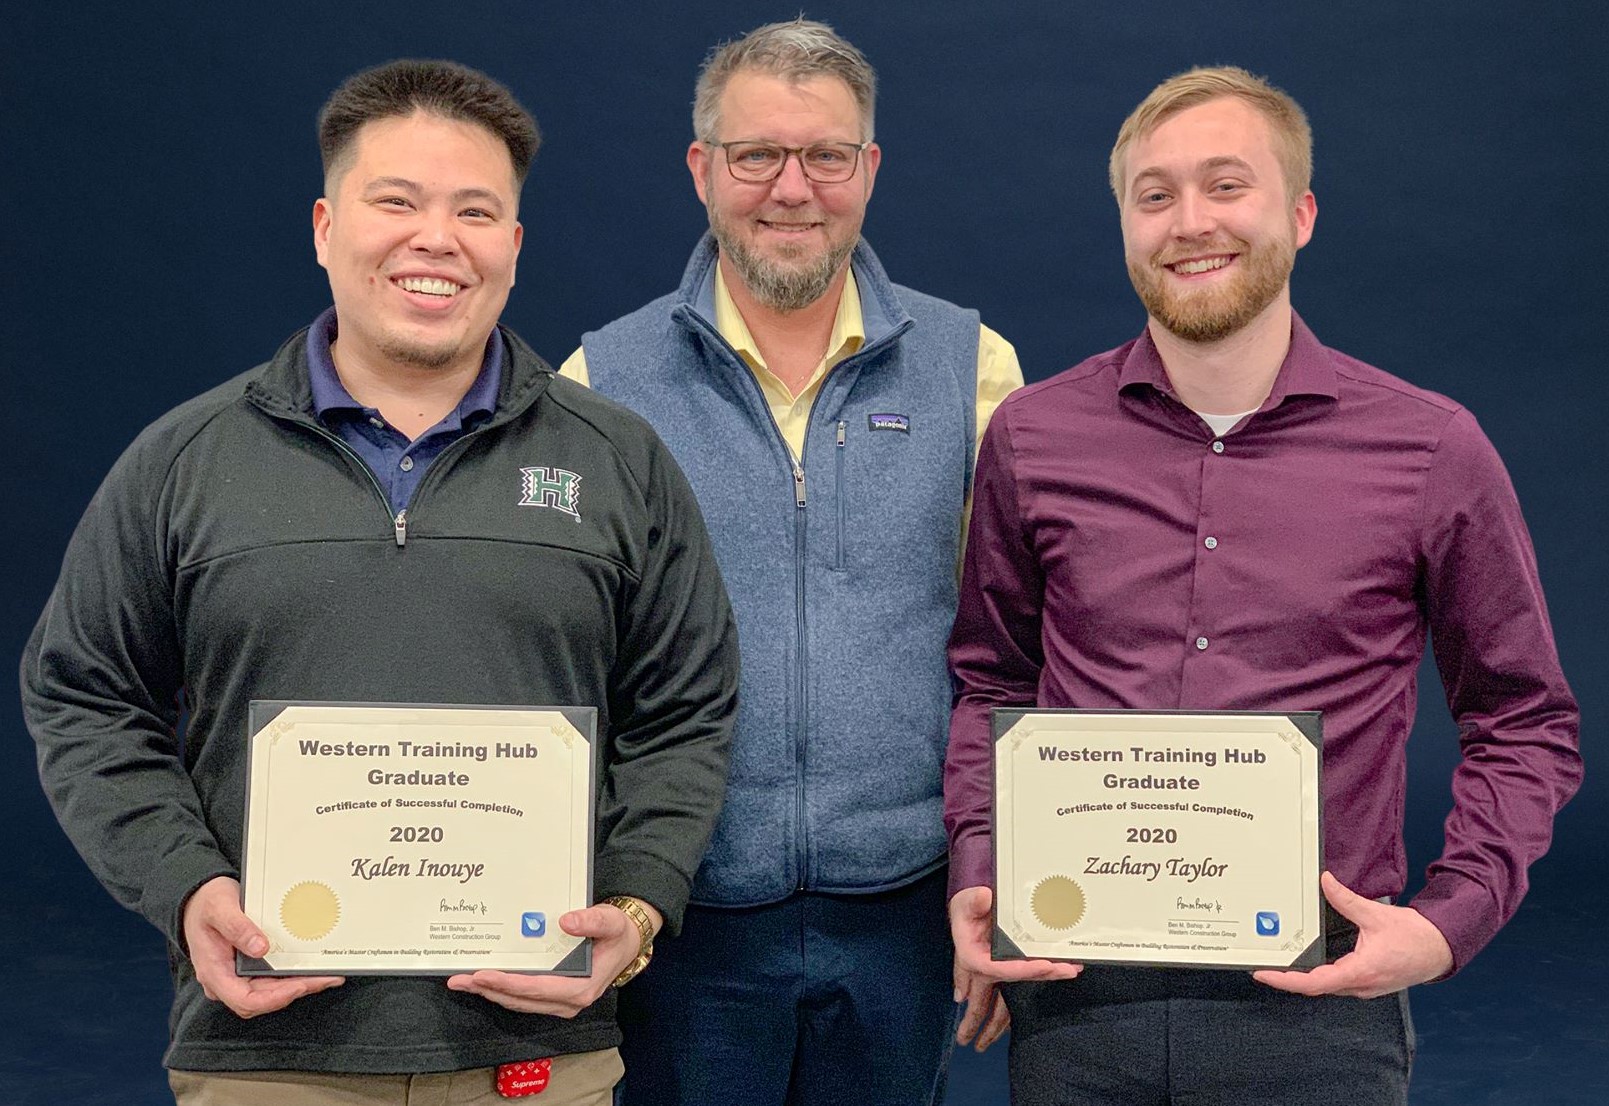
[603,895,655,987]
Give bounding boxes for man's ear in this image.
[312,197,333,269]
[688,141,713,206]
[860,142,882,203]
[1292,190,1317,250]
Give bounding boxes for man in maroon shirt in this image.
[945,66,1580,1104]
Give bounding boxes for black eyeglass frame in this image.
[709,140,871,183]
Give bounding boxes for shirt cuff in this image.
[144,851,238,949]
[947,833,993,901]
[594,849,693,938]
[1407,872,1500,976]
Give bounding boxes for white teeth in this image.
[1172,256,1230,275]
[396,277,461,296]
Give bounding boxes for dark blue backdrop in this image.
[4,3,1603,1103]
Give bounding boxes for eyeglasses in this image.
[712,140,869,184]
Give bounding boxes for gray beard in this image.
[712,226,855,312]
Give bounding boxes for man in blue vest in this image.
[560,17,1022,1106]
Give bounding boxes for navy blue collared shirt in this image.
[306,307,504,511]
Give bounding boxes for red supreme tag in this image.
[496,1058,552,1097]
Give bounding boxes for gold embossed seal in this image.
[1030,875,1086,931]
[280,881,340,940]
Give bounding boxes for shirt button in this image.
[1204,536,1218,549]
[369,417,385,429]
[1195,636,1209,650]
[399,456,415,472]
[1211,440,1225,454]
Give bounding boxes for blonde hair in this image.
[1109,66,1311,203]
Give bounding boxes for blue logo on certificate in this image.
[521,912,546,937]
[1255,911,1280,936]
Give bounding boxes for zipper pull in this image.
[792,462,806,508]
[836,420,847,448]
[394,510,408,547]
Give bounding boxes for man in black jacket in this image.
[21,59,738,1106]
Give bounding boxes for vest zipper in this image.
[834,420,847,571]
[791,453,809,891]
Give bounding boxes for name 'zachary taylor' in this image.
[1084,855,1229,883]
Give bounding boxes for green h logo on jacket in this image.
[519,466,582,520]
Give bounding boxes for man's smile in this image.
[1164,254,1237,276]
[392,275,463,297]
[757,219,824,233]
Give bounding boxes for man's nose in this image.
[411,210,459,253]
[1173,189,1216,238]
[768,151,815,203]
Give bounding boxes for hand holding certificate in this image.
[992,710,1323,970]
[239,702,595,976]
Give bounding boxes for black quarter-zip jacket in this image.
[22,324,738,1072]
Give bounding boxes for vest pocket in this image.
[834,420,847,571]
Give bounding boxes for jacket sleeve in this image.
[1407,408,1581,971]
[593,437,739,935]
[945,404,1045,899]
[20,432,235,947]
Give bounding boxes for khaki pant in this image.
[169,1049,622,1106]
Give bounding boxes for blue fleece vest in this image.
[583,236,978,905]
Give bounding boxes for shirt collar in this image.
[305,306,505,422]
[1117,310,1339,406]
[710,260,865,372]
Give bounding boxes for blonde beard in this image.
[1129,232,1295,344]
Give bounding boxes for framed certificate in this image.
[238,701,595,976]
[992,709,1323,970]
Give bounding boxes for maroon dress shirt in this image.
[945,313,1580,971]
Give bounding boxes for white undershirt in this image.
[1193,408,1259,437]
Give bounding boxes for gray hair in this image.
[692,18,877,143]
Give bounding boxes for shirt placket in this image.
[1179,432,1231,705]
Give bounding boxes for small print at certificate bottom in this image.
[239,702,595,976]
[992,710,1323,970]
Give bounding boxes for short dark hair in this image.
[318,59,540,186]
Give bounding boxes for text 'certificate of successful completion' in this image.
[239,701,595,976]
[992,710,1323,971]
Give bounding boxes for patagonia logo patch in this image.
[867,413,910,433]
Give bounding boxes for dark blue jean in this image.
[1003,932,1414,1106]
[616,867,958,1106]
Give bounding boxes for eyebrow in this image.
[723,137,864,146]
[360,177,507,208]
[1130,155,1258,190]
